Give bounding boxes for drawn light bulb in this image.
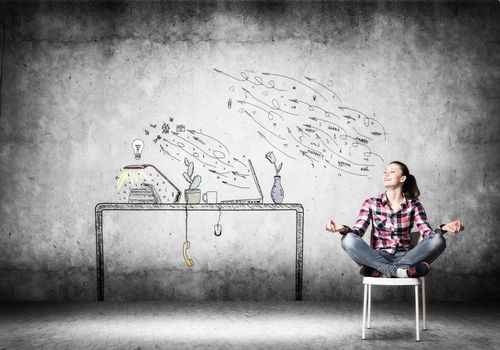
[132,139,145,160]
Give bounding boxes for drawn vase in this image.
[270,175,284,204]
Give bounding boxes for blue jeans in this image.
[341,232,446,277]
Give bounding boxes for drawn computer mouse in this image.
[214,224,222,236]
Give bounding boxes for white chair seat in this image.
[363,277,421,285]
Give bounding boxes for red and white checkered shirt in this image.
[345,192,444,254]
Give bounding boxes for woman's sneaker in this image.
[406,262,430,278]
[359,265,383,277]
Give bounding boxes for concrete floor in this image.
[0,301,499,349]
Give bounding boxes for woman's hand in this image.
[325,219,347,234]
[442,219,464,234]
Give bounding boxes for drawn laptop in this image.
[221,159,263,204]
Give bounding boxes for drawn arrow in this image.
[258,131,296,159]
[187,129,230,154]
[242,87,298,116]
[243,110,285,140]
[305,76,342,103]
[261,72,328,102]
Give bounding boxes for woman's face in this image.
[383,163,406,189]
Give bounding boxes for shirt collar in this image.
[382,191,410,208]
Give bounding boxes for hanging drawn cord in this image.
[182,203,194,267]
[185,202,188,241]
[214,206,222,237]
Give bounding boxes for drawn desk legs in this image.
[95,210,104,301]
[95,206,304,301]
[296,210,304,301]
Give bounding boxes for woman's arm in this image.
[414,202,464,237]
[325,199,372,236]
[413,202,435,238]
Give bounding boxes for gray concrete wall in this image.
[1,1,499,301]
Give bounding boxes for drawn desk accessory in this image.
[131,139,145,160]
[182,241,194,267]
[128,183,161,204]
[202,191,218,203]
[214,206,222,237]
[124,164,181,203]
[220,159,263,204]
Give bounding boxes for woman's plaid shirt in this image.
[345,192,445,254]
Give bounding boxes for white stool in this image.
[362,276,426,341]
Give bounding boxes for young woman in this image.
[325,161,464,278]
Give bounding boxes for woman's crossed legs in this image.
[341,232,446,277]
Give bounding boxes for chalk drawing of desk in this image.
[95,203,304,301]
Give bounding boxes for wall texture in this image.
[1,1,499,301]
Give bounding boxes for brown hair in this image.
[390,161,420,200]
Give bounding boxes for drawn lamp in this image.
[123,164,181,203]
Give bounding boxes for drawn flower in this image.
[265,151,283,176]
[265,151,276,164]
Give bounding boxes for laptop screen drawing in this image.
[221,159,263,204]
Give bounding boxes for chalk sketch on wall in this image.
[182,157,203,204]
[131,139,145,160]
[143,116,257,199]
[115,164,182,203]
[214,68,387,177]
[119,68,389,204]
[265,151,285,204]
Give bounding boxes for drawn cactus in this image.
[183,158,202,189]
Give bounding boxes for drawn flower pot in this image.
[185,189,201,204]
[271,175,284,204]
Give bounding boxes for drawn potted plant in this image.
[265,151,284,204]
[183,157,202,203]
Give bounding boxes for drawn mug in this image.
[202,191,218,203]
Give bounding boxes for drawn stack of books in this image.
[128,183,161,204]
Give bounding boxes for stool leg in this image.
[415,285,420,341]
[367,284,372,329]
[422,278,427,330]
[362,284,368,340]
